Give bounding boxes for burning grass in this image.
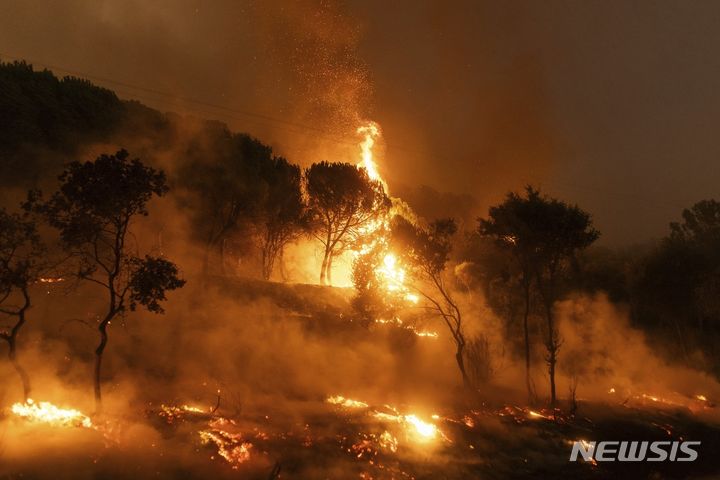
[4,390,720,479]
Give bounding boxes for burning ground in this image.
[2,277,720,480]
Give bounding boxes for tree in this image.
[36,150,185,409]
[256,157,307,280]
[634,199,720,370]
[306,162,389,285]
[351,243,390,327]
[478,187,547,401]
[177,124,274,275]
[0,208,44,401]
[390,215,471,387]
[479,187,598,404]
[528,189,598,405]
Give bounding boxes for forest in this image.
[2,60,720,479]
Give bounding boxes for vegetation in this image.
[0,207,44,400]
[3,59,720,406]
[306,162,389,285]
[31,150,185,409]
[390,216,471,387]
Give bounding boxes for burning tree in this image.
[306,161,389,285]
[351,243,392,326]
[0,208,44,401]
[390,215,471,387]
[35,150,185,409]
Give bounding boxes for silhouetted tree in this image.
[0,208,44,401]
[478,187,547,401]
[634,199,720,371]
[390,216,471,387]
[256,157,307,280]
[306,162,389,285]
[36,150,185,409]
[0,61,126,187]
[177,125,274,274]
[529,189,599,405]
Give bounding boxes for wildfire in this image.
[327,395,369,409]
[11,398,92,428]
[373,317,438,338]
[327,394,443,445]
[353,121,420,308]
[357,122,383,187]
[199,428,253,468]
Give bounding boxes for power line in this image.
[0,52,695,214]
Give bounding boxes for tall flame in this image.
[357,122,385,189]
[352,121,420,306]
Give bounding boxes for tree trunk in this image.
[455,341,471,388]
[94,315,112,411]
[544,301,558,405]
[319,249,329,285]
[522,280,533,402]
[3,291,32,401]
[327,253,334,285]
[7,327,31,401]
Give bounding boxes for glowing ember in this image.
[199,429,252,468]
[378,430,399,452]
[327,395,369,409]
[158,403,209,423]
[566,439,598,466]
[11,399,92,428]
[38,277,64,283]
[373,317,439,339]
[527,410,551,420]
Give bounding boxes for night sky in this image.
[2,0,719,244]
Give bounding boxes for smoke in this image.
[555,293,720,408]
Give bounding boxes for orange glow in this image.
[11,399,92,428]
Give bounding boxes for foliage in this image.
[0,207,45,400]
[34,149,184,406]
[306,161,389,284]
[390,215,471,387]
[0,61,126,186]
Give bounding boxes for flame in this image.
[11,398,92,428]
[38,277,64,283]
[199,429,252,468]
[357,122,383,187]
[373,317,438,338]
[404,414,438,439]
[352,121,420,308]
[328,393,443,446]
[327,395,369,409]
[372,411,439,442]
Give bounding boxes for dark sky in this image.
[1,0,719,244]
